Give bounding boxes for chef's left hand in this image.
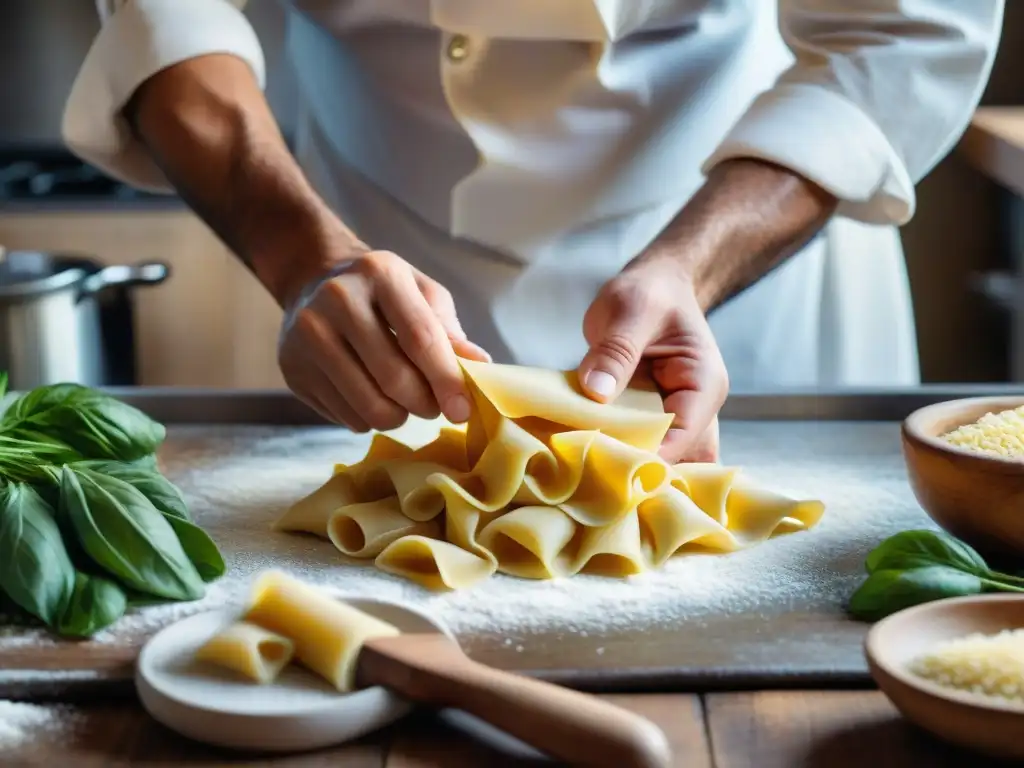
[577,253,728,464]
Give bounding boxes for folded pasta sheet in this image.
[276,360,826,590]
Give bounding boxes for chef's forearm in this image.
[124,53,362,307]
[642,158,838,313]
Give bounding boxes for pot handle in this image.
[79,262,170,298]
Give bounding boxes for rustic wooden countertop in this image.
[959,106,1024,197]
[3,690,1015,766]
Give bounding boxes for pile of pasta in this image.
[275,360,826,590]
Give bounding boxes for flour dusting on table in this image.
[0,701,80,750]
[0,420,932,646]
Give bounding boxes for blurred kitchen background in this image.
[0,1,1022,391]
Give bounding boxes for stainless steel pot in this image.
[0,250,169,390]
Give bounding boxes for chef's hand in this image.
[277,250,490,432]
[578,254,728,464]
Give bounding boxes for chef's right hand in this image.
[276,250,490,432]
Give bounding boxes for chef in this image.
[63,1,1003,462]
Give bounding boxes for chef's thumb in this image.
[578,302,658,403]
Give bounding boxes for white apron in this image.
[284,0,918,388]
[65,0,1005,390]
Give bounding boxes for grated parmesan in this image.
[908,629,1024,703]
[940,406,1024,458]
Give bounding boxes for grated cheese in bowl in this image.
[908,629,1024,703]
[941,406,1024,458]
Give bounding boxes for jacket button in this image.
[446,34,469,62]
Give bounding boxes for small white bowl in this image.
[135,593,453,752]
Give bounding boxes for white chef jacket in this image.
[63,0,1003,389]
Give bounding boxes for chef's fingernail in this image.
[446,394,472,423]
[585,370,617,399]
[665,428,687,442]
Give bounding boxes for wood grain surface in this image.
[4,420,915,700]
[2,691,1017,767]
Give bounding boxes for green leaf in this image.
[0,371,8,399]
[2,384,165,461]
[71,461,190,521]
[848,566,985,622]
[0,482,76,626]
[56,572,127,637]
[127,454,159,471]
[864,530,989,576]
[164,515,225,582]
[58,466,205,602]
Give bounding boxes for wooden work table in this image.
[2,690,1016,766]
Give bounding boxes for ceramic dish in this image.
[136,592,454,752]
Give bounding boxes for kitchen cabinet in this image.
[0,208,287,389]
[959,107,1024,381]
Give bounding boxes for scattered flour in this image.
[0,701,78,751]
[0,420,933,648]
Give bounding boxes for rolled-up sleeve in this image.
[702,1,1005,225]
[62,0,265,193]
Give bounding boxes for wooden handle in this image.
[358,634,672,768]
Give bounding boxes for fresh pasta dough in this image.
[194,620,295,684]
[243,570,399,691]
[276,359,826,590]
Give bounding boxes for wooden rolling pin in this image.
[357,633,672,768]
[245,571,673,768]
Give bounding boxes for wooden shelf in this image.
[958,106,1024,197]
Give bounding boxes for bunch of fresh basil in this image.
[847,528,1024,621]
[0,374,225,637]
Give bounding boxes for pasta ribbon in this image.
[276,360,825,590]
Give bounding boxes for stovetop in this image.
[0,147,180,209]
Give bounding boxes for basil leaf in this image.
[71,461,191,521]
[59,467,205,601]
[864,530,989,575]
[127,454,159,472]
[164,515,225,582]
[0,483,76,626]
[1,383,83,422]
[56,572,127,637]
[847,566,984,622]
[3,384,164,461]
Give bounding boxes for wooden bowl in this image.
[902,396,1024,559]
[865,594,1024,760]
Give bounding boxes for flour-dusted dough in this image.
[243,570,399,691]
[276,359,826,590]
[194,620,295,684]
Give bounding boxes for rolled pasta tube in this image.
[375,535,496,590]
[243,570,399,692]
[561,433,670,526]
[724,477,826,544]
[194,620,295,684]
[327,496,441,557]
[671,464,737,524]
[444,493,502,557]
[637,487,738,567]
[477,505,578,579]
[274,472,361,536]
[572,509,647,578]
